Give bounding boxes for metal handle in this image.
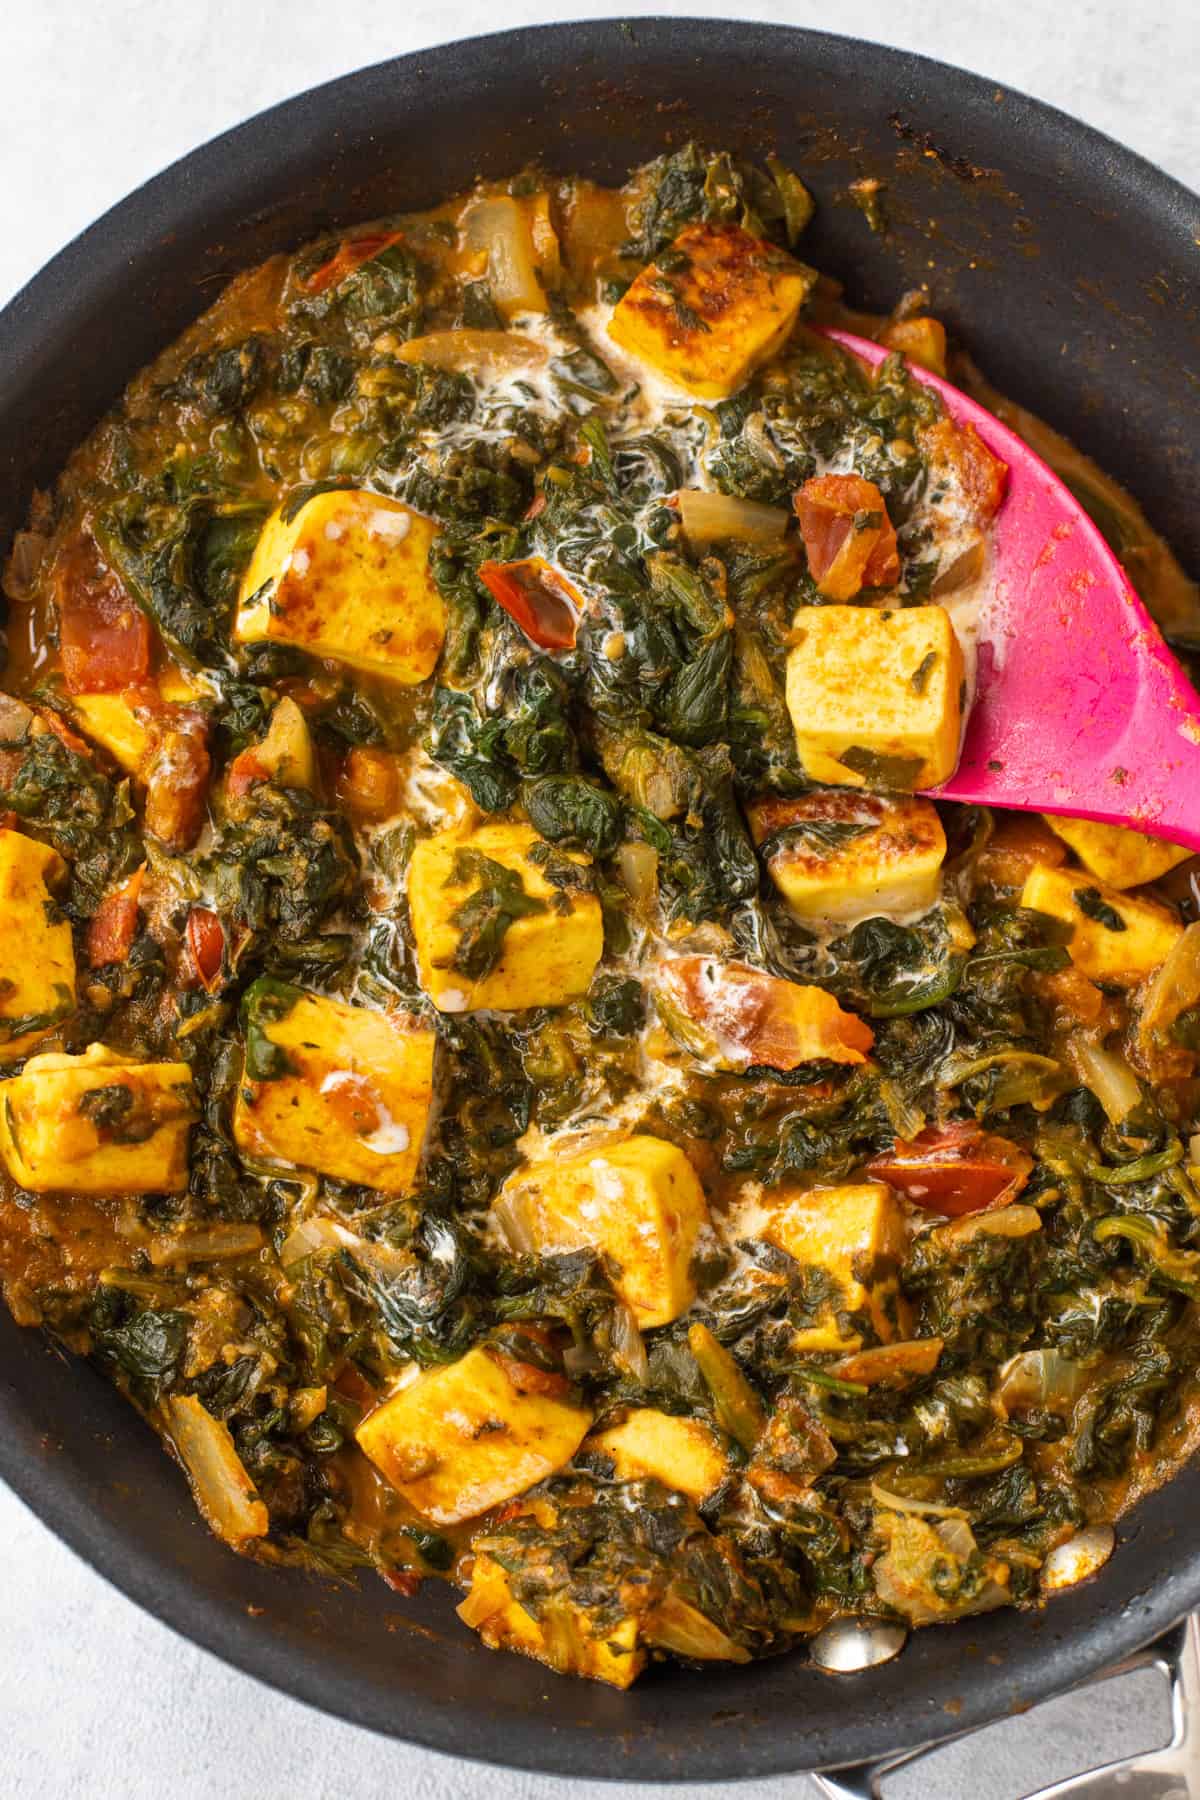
[812,1612,1200,1800]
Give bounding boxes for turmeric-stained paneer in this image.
[408,822,603,1013]
[0,830,75,1061]
[356,1346,590,1526]
[607,222,815,399]
[1042,814,1192,891]
[765,1183,911,1352]
[784,605,964,790]
[1021,864,1183,986]
[458,1551,644,1688]
[0,1043,196,1194]
[655,956,874,1070]
[232,979,436,1191]
[497,1134,711,1327]
[748,790,946,922]
[585,1409,728,1502]
[69,692,152,773]
[233,488,445,684]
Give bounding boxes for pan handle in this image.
[811,1612,1200,1800]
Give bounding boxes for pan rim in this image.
[1,17,1198,1779]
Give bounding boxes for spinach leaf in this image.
[442,849,548,981]
[524,775,623,858]
[1074,886,1126,932]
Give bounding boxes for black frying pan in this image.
[2,19,1199,1781]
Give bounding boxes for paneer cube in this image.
[1042,814,1192,891]
[607,222,815,400]
[0,1043,196,1194]
[765,1182,911,1352]
[232,979,436,1192]
[784,605,964,790]
[458,1551,645,1688]
[408,822,603,1013]
[585,1408,728,1502]
[233,488,445,685]
[1021,864,1183,985]
[356,1346,590,1525]
[71,671,215,776]
[70,693,152,773]
[748,790,946,922]
[0,830,75,1061]
[496,1134,710,1327]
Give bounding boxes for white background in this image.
[1,4,1197,1796]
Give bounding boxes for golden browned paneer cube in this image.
[585,1408,728,1502]
[233,488,445,685]
[408,822,603,1013]
[232,979,435,1192]
[765,1183,911,1352]
[1042,814,1192,891]
[458,1552,645,1688]
[1021,864,1183,986]
[784,605,964,790]
[748,790,946,922]
[607,222,815,400]
[356,1346,590,1526]
[0,1043,195,1194]
[0,830,75,1061]
[496,1134,710,1327]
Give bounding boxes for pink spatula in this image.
[821,328,1200,855]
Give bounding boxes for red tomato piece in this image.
[868,1121,1033,1216]
[304,230,405,296]
[477,557,582,650]
[186,907,225,992]
[52,539,152,696]
[143,711,211,851]
[86,866,145,969]
[380,1568,423,1597]
[923,418,1008,529]
[793,474,900,599]
[225,744,268,802]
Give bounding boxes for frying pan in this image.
[2,18,1199,1783]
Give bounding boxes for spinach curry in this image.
[3,144,1200,1688]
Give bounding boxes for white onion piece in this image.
[997,1349,1085,1414]
[1040,1525,1116,1592]
[1067,1036,1143,1126]
[869,1482,967,1521]
[675,488,790,548]
[492,1188,534,1255]
[163,1395,268,1548]
[149,1223,263,1267]
[463,198,546,317]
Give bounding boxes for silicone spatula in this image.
[820,328,1200,855]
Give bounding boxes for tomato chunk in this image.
[478,557,582,650]
[657,956,874,1071]
[304,230,405,296]
[86,867,145,968]
[922,418,1008,529]
[52,539,152,695]
[793,474,900,600]
[868,1122,1032,1216]
[186,907,225,991]
[143,711,210,851]
[336,747,401,822]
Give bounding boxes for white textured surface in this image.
[1,3,1197,1796]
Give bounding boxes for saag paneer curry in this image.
[3,143,1200,1688]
